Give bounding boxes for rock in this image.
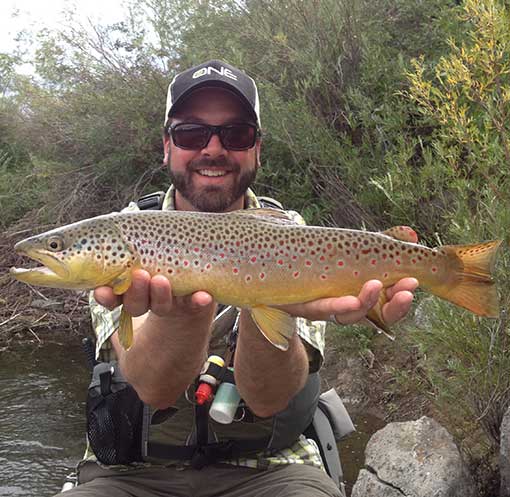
[352,416,476,497]
[501,406,510,496]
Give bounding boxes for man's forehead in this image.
[172,87,253,120]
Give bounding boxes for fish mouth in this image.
[10,242,70,285]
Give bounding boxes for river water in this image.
[0,340,89,497]
[0,339,382,496]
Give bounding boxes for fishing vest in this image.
[135,191,322,465]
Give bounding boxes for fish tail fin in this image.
[430,240,502,317]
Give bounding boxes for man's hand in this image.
[277,278,419,326]
[93,269,216,409]
[93,269,214,316]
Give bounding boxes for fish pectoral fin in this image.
[366,292,395,340]
[111,270,133,295]
[118,307,134,350]
[250,306,296,351]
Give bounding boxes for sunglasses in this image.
[169,122,259,151]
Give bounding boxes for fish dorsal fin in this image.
[381,226,418,243]
[233,208,296,224]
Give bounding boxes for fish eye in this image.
[46,236,64,252]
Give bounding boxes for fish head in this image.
[10,215,134,290]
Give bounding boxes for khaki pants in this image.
[54,461,345,497]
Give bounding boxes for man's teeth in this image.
[198,169,227,177]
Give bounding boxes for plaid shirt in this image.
[88,186,327,471]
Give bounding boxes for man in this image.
[59,60,417,497]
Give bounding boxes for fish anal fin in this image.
[382,226,418,243]
[118,307,134,350]
[366,291,395,340]
[250,306,296,351]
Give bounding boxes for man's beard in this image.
[169,156,258,212]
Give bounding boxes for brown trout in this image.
[10,208,501,350]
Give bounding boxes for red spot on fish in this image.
[220,253,225,258]
[174,248,180,254]
[194,247,200,253]
[236,241,241,247]
[319,255,325,262]
[308,241,314,246]
[292,255,297,260]
[412,258,417,264]
[245,275,252,282]
[327,243,333,250]
[260,272,266,280]
[167,268,173,274]
[354,271,359,277]
[384,272,389,278]
[371,259,377,265]
[288,264,292,269]
[250,256,257,263]
[396,259,401,265]
[337,261,344,267]
[320,274,327,280]
[431,267,438,273]
[293,271,300,278]
[306,260,312,266]
[362,249,371,255]
[233,268,239,274]
[205,263,212,270]
[183,260,189,267]
[277,259,284,265]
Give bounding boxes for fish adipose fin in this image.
[118,307,134,350]
[250,306,296,351]
[432,240,502,317]
[381,226,418,243]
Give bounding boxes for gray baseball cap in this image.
[165,59,260,127]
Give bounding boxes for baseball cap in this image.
[165,59,260,127]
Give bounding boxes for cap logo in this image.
[192,66,238,81]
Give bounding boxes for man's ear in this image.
[163,133,171,166]
[255,138,262,168]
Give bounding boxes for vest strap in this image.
[144,436,271,469]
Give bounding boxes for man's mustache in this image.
[188,157,239,173]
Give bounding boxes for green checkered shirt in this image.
[87,186,327,472]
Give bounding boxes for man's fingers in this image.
[94,286,121,310]
[150,275,173,316]
[123,269,151,316]
[382,290,414,325]
[385,277,419,300]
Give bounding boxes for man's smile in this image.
[196,169,229,177]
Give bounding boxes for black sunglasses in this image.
[169,122,259,151]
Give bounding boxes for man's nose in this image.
[201,132,225,157]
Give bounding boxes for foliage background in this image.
[1,0,509,494]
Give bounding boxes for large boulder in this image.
[352,416,476,497]
[501,406,510,497]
